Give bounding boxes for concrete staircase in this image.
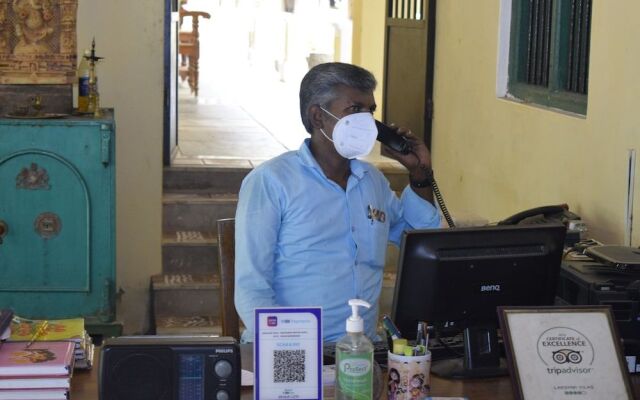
[154,163,410,335]
[153,166,249,335]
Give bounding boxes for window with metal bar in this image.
[525,0,552,87]
[508,0,592,114]
[566,0,591,94]
[388,0,425,20]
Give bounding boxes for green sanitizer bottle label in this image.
[337,353,373,400]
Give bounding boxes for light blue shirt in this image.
[234,139,441,342]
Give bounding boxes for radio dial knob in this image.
[216,390,230,400]
[214,359,232,378]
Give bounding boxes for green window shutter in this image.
[508,0,592,115]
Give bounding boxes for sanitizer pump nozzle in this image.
[346,299,370,333]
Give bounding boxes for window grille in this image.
[508,0,593,114]
[566,0,591,94]
[525,0,553,87]
[388,0,424,20]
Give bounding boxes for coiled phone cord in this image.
[425,168,455,228]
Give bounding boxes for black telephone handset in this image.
[375,120,411,155]
[375,120,455,228]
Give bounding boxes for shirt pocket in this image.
[362,205,390,267]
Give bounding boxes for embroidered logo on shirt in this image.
[367,205,386,224]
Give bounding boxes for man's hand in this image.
[382,125,431,182]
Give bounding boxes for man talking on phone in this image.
[234,62,441,342]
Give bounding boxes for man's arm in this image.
[386,184,441,247]
[378,125,436,204]
[234,170,282,339]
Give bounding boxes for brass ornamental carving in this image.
[16,162,50,189]
[34,211,61,238]
[0,0,77,84]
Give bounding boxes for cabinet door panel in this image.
[0,151,90,291]
[0,114,115,321]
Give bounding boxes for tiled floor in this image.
[175,88,289,168]
[173,1,404,172]
[175,84,405,172]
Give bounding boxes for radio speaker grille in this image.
[102,348,173,400]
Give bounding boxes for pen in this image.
[25,321,48,349]
[382,315,402,340]
[415,321,426,346]
[425,324,430,348]
[413,321,427,356]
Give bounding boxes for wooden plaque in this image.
[0,0,77,84]
[498,306,635,400]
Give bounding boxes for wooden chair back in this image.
[217,218,240,340]
[178,4,210,96]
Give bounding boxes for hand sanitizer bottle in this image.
[335,299,374,400]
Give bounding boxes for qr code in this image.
[273,349,306,383]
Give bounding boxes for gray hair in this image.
[299,62,377,134]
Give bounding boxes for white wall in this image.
[78,0,164,333]
[351,0,385,119]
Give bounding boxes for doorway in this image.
[164,0,354,167]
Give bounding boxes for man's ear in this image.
[309,104,326,131]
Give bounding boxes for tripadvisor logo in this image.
[536,327,595,376]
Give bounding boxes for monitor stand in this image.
[431,324,508,379]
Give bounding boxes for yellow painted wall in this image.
[351,0,385,119]
[78,0,164,333]
[432,0,640,244]
[71,0,640,334]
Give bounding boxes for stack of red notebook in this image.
[9,317,93,371]
[0,341,75,400]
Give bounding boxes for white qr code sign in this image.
[255,307,322,400]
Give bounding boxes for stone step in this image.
[162,188,406,234]
[155,315,222,336]
[162,231,218,275]
[151,273,221,318]
[163,163,408,194]
[162,193,238,232]
[163,166,251,193]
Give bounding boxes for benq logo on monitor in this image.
[480,284,501,292]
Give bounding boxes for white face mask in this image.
[320,107,378,159]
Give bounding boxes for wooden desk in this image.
[72,346,640,399]
[70,357,98,399]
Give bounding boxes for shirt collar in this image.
[297,139,367,180]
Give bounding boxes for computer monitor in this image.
[391,223,566,379]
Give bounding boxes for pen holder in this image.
[387,351,431,400]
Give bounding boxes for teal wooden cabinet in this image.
[0,111,115,323]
